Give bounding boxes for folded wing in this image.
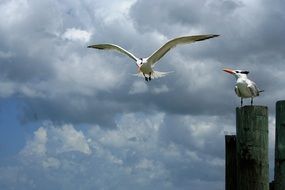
[248,82,260,97]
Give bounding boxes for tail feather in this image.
[132,70,173,79]
[152,71,173,79]
[257,89,264,96]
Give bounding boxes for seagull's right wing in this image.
[248,82,260,96]
[88,44,139,62]
[147,34,219,65]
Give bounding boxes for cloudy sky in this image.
[0,0,284,189]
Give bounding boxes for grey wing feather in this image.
[235,86,241,97]
[147,34,219,65]
[248,82,260,96]
[88,44,138,62]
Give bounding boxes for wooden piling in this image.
[270,181,275,190]
[274,101,285,190]
[236,106,269,190]
[225,135,237,190]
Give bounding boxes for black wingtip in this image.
[87,45,105,50]
[194,34,220,42]
[211,34,220,38]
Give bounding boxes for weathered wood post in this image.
[236,106,269,190]
[274,100,285,190]
[225,135,237,190]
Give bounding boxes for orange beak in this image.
[223,68,235,74]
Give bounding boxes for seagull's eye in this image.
[236,71,239,73]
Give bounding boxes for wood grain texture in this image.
[236,106,269,190]
[274,101,285,190]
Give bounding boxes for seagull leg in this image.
[241,98,243,107]
[143,74,148,82]
[251,97,253,106]
[145,77,148,82]
[149,72,151,81]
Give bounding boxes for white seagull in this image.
[223,68,263,106]
[88,34,219,81]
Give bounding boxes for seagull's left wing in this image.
[88,44,139,62]
[147,34,219,65]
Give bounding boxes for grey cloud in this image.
[1,0,284,127]
[1,114,225,190]
[0,0,283,188]
[130,0,206,34]
[21,96,119,128]
[130,0,243,35]
[130,0,285,67]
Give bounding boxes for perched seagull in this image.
[223,68,263,106]
[88,34,219,81]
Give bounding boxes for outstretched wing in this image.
[147,34,219,65]
[88,44,139,62]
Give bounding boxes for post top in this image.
[236,105,268,110]
[236,105,268,116]
[276,100,285,105]
[276,100,285,113]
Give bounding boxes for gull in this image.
[88,34,219,81]
[223,68,263,106]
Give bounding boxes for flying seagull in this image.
[223,68,263,106]
[88,34,219,81]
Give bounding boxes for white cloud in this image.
[94,0,137,24]
[21,127,48,157]
[62,28,92,43]
[21,124,91,160]
[2,112,227,190]
[42,157,61,169]
[50,124,91,155]
[0,0,29,29]
[53,53,124,94]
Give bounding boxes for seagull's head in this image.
[136,58,144,67]
[223,68,249,79]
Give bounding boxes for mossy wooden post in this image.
[236,106,269,190]
[274,101,285,190]
[225,135,237,190]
